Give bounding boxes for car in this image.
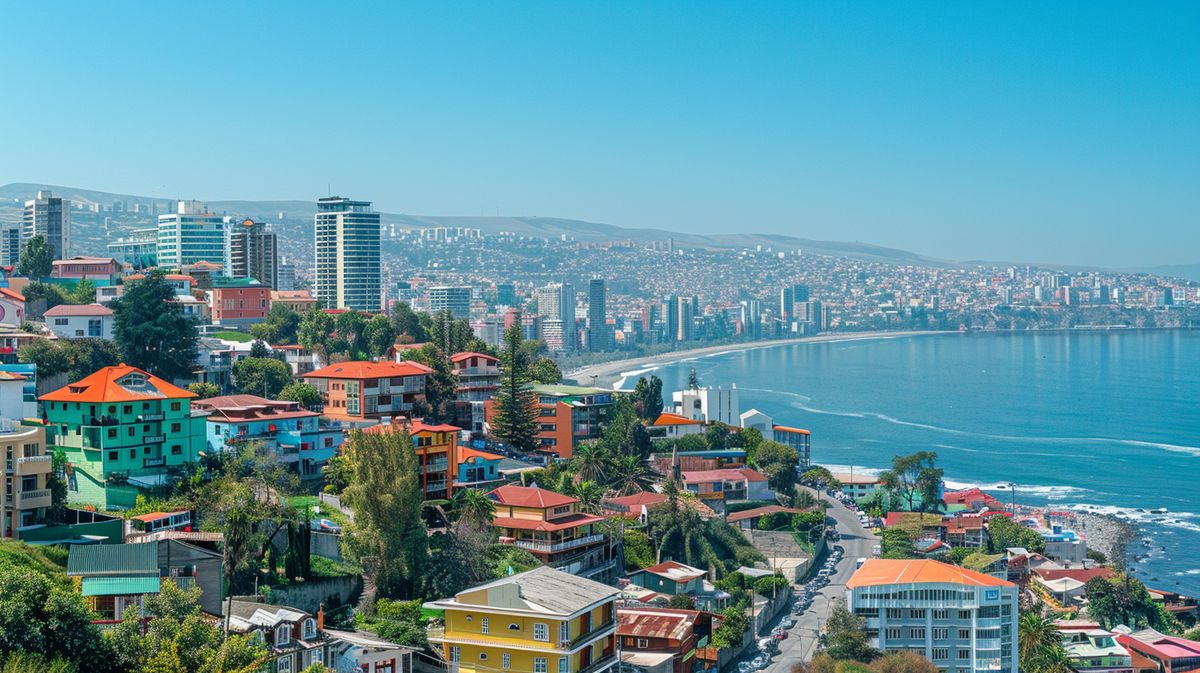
[855,557,867,569]
[872,544,882,556]
[738,663,754,673]
[781,616,795,628]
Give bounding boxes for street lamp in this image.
[1005,482,1017,514]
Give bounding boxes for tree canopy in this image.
[16,236,52,278]
[111,269,200,380]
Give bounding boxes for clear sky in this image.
[1,1,1197,267]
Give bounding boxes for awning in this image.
[81,576,161,597]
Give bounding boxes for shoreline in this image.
[565,330,955,389]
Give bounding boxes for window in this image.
[448,647,460,663]
[534,658,547,673]
[932,649,949,661]
[479,653,488,661]
[276,625,290,645]
[559,621,569,642]
[559,657,568,673]
[958,629,971,640]
[171,402,181,411]
[933,628,949,640]
[908,609,925,619]
[910,627,926,639]
[502,653,511,669]
[303,618,316,639]
[172,445,182,455]
[932,610,949,620]
[958,649,970,661]
[108,451,118,461]
[509,623,521,631]
[886,628,902,640]
[481,617,489,634]
[637,639,649,648]
[54,318,68,326]
[171,422,181,433]
[277,656,292,673]
[534,623,549,641]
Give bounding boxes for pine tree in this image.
[492,325,538,452]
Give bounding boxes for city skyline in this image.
[1,2,1198,268]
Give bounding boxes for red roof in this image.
[0,287,25,302]
[1033,567,1116,584]
[681,467,767,484]
[652,412,704,427]
[304,360,433,380]
[606,492,667,508]
[450,351,499,364]
[493,512,605,532]
[361,420,460,437]
[943,488,1005,511]
[193,394,317,422]
[772,425,811,435]
[43,303,113,317]
[40,365,196,403]
[617,609,700,640]
[130,510,189,523]
[488,484,578,508]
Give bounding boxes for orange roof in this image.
[606,491,667,508]
[488,484,578,508]
[772,425,811,435]
[458,446,504,464]
[130,510,189,523]
[493,512,605,532]
[725,505,806,523]
[40,365,197,403]
[681,467,768,484]
[450,351,498,363]
[847,559,1013,589]
[0,287,25,302]
[303,360,434,380]
[653,412,704,427]
[361,420,461,437]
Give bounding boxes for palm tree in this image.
[607,454,660,496]
[1036,644,1080,673]
[1019,611,1061,672]
[573,443,612,484]
[453,488,496,527]
[570,480,606,514]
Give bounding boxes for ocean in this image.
[616,330,1200,595]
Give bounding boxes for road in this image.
[761,490,879,673]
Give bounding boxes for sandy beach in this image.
[565,330,955,389]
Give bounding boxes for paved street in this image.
[761,490,879,673]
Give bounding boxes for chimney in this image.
[317,603,324,631]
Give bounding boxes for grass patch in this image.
[289,495,350,527]
[211,330,254,342]
[0,540,73,589]
[310,555,361,578]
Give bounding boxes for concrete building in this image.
[157,200,228,270]
[672,386,740,426]
[68,539,224,623]
[106,227,158,269]
[23,190,70,260]
[488,484,618,581]
[588,279,610,351]
[1,422,52,538]
[428,286,472,320]
[50,256,121,282]
[210,277,270,328]
[0,371,35,420]
[43,303,114,340]
[314,196,381,311]
[0,225,20,267]
[362,420,458,501]
[536,282,577,352]
[847,559,1018,673]
[485,385,615,458]
[193,394,341,480]
[229,218,278,288]
[450,351,500,434]
[302,360,432,422]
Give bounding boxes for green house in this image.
[40,365,207,509]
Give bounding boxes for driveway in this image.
[760,490,879,672]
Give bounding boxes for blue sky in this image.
[1,1,1197,267]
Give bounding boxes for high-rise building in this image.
[675,296,694,341]
[535,282,576,351]
[740,299,761,337]
[495,282,517,307]
[314,196,381,312]
[157,201,227,270]
[229,219,278,288]
[22,190,71,260]
[106,228,158,269]
[0,225,20,267]
[588,279,610,352]
[428,286,472,320]
[276,259,296,291]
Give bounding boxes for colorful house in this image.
[1,423,52,537]
[360,420,459,501]
[625,561,730,612]
[40,365,207,509]
[43,303,114,340]
[488,484,617,581]
[424,566,619,673]
[193,394,342,479]
[649,412,705,439]
[617,608,710,673]
[486,385,614,459]
[451,351,500,434]
[0,287,25,327]
[456,445,506,488]
[226,600,330,671]
[303,360,432,422]
[679,468,775,506]
[1115,628,1200,673]
[209,276,271,328]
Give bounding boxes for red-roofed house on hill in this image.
[680,468,775,507]
[450,351,499,434]
[361,420,459,500]
[1115,629,1200,673]
[192,394,343,479]
[944,488,1007,513]
[488,484,618,582]
[617,608,711,673]
[43,303,114,340]
[302,360,432,423]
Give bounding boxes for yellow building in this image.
[425,566,619,673]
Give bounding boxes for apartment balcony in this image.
[512,533,605,554]
[144,435,166,444]
[15,488,52,509]
[976,659,1004,671]
[15,455,52,475]
[138,413,165,422]
[424,460,449,474]
[976,639,1003,651]
[425,480,449,494]
[976,618,1006,629]
[143,457,166,468]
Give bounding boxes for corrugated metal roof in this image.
[81,576,161,596]
[68,541,159,576]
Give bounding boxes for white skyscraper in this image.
[314,196,381,311]
[23,190,71,260]
[157,201,228,270]
[535,282,577,351]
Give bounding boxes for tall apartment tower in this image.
[428,286,472,320]
[0,225,20,267]
[535,282,576,351]
[229,219,278,288]
[588,279,609,351]
[314,196,381,312]
[22,190,71,260]
[157,201,228,270]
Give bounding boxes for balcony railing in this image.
[15,455,52,475]
[512,533,604,553]
[424,461,449,474]
[138,413,165,422]
[143,457,166,468]
[144,435,166,444]
[16,488,52,509]
[976,639,1003,651]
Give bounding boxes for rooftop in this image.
[43,303,113,317]
[489,484,578,509]
[304,360,434,380]
[847,559,1014,589]
[638,561,707,582]
[617,608,699,640]
[67,541,159,577]
[681,467,767,484]
[426,566,618,616]
[41,364,196,403]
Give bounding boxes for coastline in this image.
[564,330,956,389]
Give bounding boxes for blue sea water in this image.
[620,330,1200,595]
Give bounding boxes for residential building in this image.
[649,412,705,440]
[271,289,319,313]
[1,422,52,538]
[617,608,709,673]
[95,284,124,304]
[0,224,19,266]
[625,561,729,611]
[226,600,330,672]
[489,484,618,581]
[588,279,610,352]
[314,196,381,311]
[429,286,472,320]
[451,351,500,434]
[603,491,667,525]
[210,276,271,328]
[0,287,26,327]
[424,566,619,673]
[193,394,342,479]
[1114,628,1200,673]
[106,227,158,269]
[362,420,458,500]
[680,468,775,505]
[302,360,432,423]
[51,256,121,282]
[834,473,883,501]
[0,371,35,420]
[771,425,811,468]
[157,200,228,270]
[523,385,615,459]
[229,218,278,288]
[41,365,208,509]
[273,344,323,377]
[23,191,70,261]
[277,259,296,291]
[324,628,418,673]
[1040,526,1088,565]
[1054,623,1132,673]
[536,282,577,352]
[456,445,506,488]
[43,303,114,340]
[846,559,1018,673]
[672,386,740,426]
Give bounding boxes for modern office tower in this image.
[535,282,576,351]
[740,299,761,337]
[0,225,20,266]
[495,282,517,307]
[229,218,278,288]
[848,559,1018,673]
[22,190,71,260]
[792,284,810,303]
[675,296,694,341]
[157,201,228,270]
[794,300,824,333]
[106,228,158,269]
[588,279,609,351]
[314,196,381,312]
[780,283,810,319]
[428,286,472,320]
[276,259,296,291]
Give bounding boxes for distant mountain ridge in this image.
[0,182,952,267]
